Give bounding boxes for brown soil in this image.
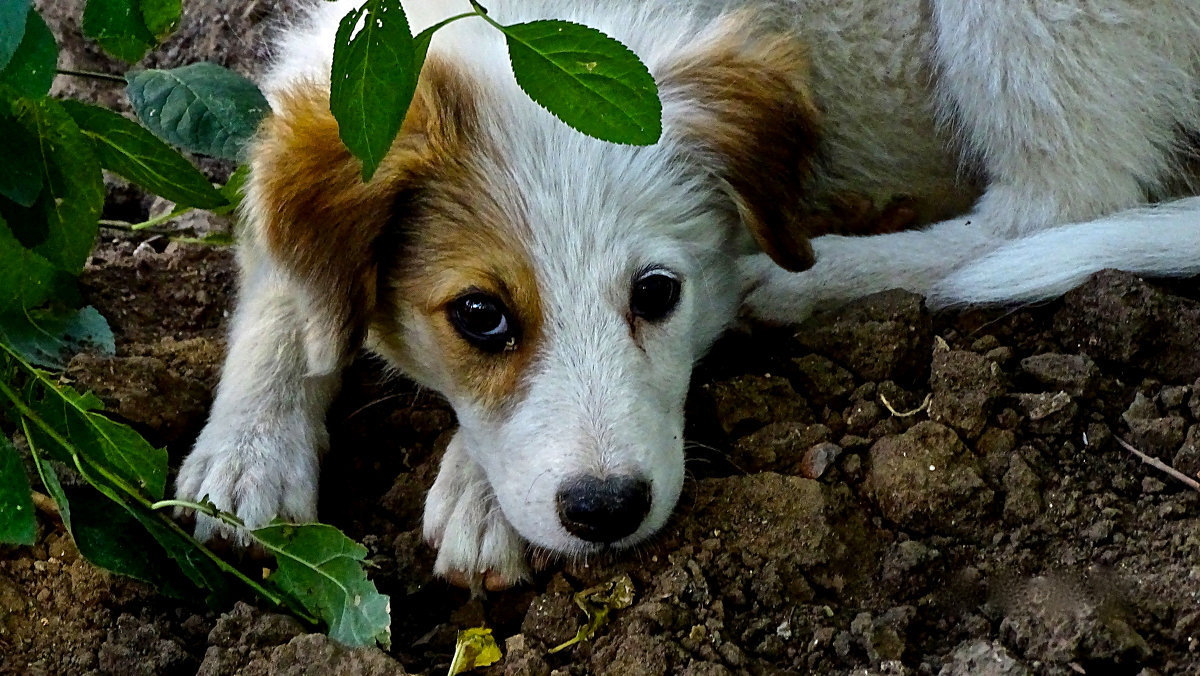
[3,3,1200,675]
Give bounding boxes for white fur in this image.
[176,0,1200,583]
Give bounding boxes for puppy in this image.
[176,0,1200,589]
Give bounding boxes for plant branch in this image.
[56,68,127,84]
[0,347,303,617]
[467,0,502,30]
[1116,436,1200,492]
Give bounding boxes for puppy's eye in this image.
[630,270,681,321]
[448,293,517,352]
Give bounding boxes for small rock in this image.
[97,615,192,676]
[1123,408,1188,457]
[800,442,843,479]
[521,591,580,648]
[937,640,1030,676]
[790,354,856,406]
[679,474,879,597]
[1157,385,1190,410]
[976,428,1017,485]
[1019,353,1099,398]
[704,375,813,437]
[795,289,933,384]
[1054,270,1200,381]
[929,350,1005,440]
[845,400,882,436]
[1141,477,1165,494]
[733,422,831,474]
[864,422,994,535]
[1122,392,1160,421]
[1014,392,1078,435]
[880,540,939,591]
[1173,425,1200,477]
[1002,456,1043,524]
[590,633,677,676]
[503,634,550,676]
[971,335,1002,353]
[984,346,1015,366]
[262,634,405,675]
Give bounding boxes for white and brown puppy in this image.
[177,0,1200,589]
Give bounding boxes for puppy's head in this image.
[247,10,820,558]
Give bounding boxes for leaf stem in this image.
[98,203,196,234]
[150,498,212,513]
[466,0,502,30]
[56,68,127,84]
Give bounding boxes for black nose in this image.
[555,475,652,543]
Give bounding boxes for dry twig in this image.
[1116,437,1200,492]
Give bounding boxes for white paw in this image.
[174,421,321,548]
[423,434,529,591]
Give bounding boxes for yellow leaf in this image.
[448,627,503,675]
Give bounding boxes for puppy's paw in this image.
[423,435,529,591]
[174,424,320,548]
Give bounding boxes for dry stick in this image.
[880,392,932,418]
[1116,437,1200,492]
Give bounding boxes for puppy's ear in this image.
[660,14,822,272]
[245,61,474,374]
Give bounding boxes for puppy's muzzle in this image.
[555,475,652,544]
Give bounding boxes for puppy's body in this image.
[177,0,1200,586]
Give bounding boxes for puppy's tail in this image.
[930,196,1200,308]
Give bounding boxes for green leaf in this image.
[501,20,661,145]
[54,469,198,594]
[21,376,168,500]
[82,0,157,64]
[62,100,229,209]
[0,213,71,315]
[0,106,43,207]
[28,451,206,598]
[0,0,31,71]
[0,9,58,98]
[126,62,271,160]
[139,0,181,40]
[0,434,35,546]
[11,368,236,607]
[254,522,392,648]
[8,98,103,274]
[0,305,115,370]
[329,0,416,181]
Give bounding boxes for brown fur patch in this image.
[247,60,487,371]
[250,60,541,409]
[661,13,824,271]
[382,189,544,411]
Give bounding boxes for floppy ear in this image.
[659,13,823,272]
[244,61,474,374]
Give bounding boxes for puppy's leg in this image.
[740,219,999,323]
[175,252,339,546]
[423,431,529,591]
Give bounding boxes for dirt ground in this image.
[3,2,1200,675]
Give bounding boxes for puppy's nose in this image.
[555,475,651,543]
